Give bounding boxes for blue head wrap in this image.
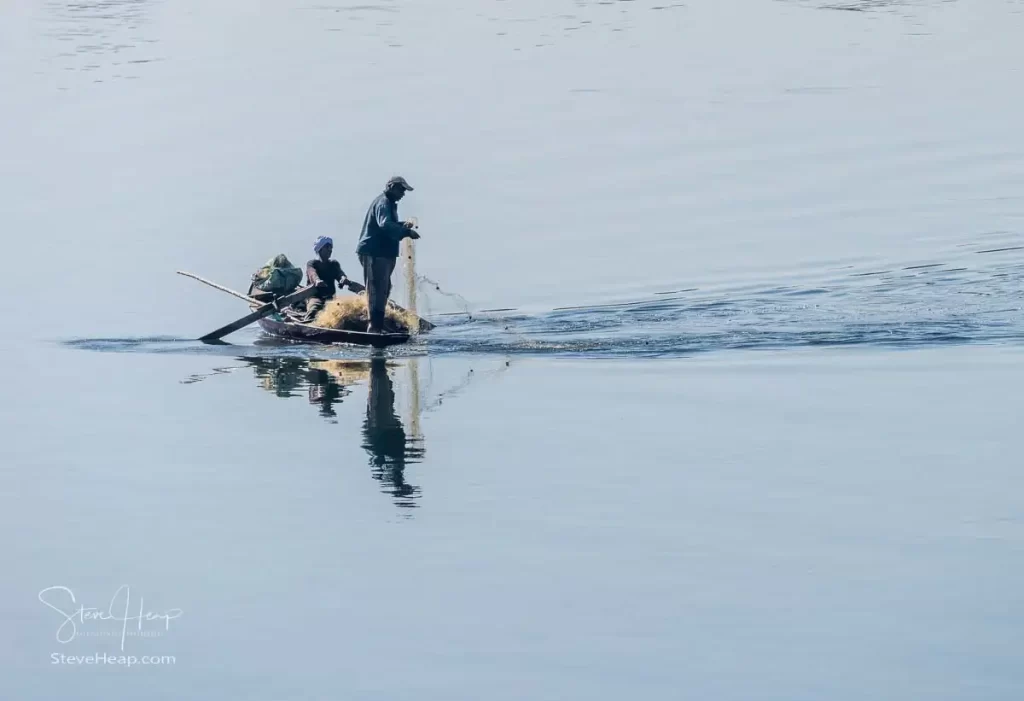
[313,236,333,254]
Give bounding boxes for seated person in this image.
[303,236,350,321]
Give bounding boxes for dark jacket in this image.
[355,192,410,259]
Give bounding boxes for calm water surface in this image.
[2,0,1024,699]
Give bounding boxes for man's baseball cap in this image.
[386,176,414,191]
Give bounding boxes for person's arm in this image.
[306,262,322,285]
[375,199,415,241]
[334,262,351,290]
[308,262,331,293]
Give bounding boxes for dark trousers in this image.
[360,255,396,330]
[303,295,326,321]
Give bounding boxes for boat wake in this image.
[65,242,1024,359]
[422,239,1024,357]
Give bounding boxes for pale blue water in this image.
[3,1,1024,699]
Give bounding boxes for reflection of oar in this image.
[198,285,317,342]
[343,279,435,332]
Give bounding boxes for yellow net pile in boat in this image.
[312,293,419,333]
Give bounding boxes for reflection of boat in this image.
[254,311,410,348]
[244,356,357,416]
[182,353,507,510]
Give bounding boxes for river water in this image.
[3,1,1024,699]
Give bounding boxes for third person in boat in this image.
[355,176,420,333]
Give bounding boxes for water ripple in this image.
[64,244,1024,360]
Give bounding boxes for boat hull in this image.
[256,315,410,347]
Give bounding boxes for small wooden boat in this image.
[255,309,411,347]
[244,280,415,347]
[179,270,425,346]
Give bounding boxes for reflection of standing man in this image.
[355,176,420,333]
[361,358,422,506]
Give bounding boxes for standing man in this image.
[356,176,420,333]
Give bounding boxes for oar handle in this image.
[177,271,261,304]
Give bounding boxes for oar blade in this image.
[199,306,271,342]
[198,286,317,342]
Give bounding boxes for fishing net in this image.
[312,294,419,333]
[313,234,425,333]
[311,228,469,333]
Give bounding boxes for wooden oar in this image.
[199,285,317,342]
[343,280,435,332]
[177,271,261,304]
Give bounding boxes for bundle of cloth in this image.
[251,254,303,297]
